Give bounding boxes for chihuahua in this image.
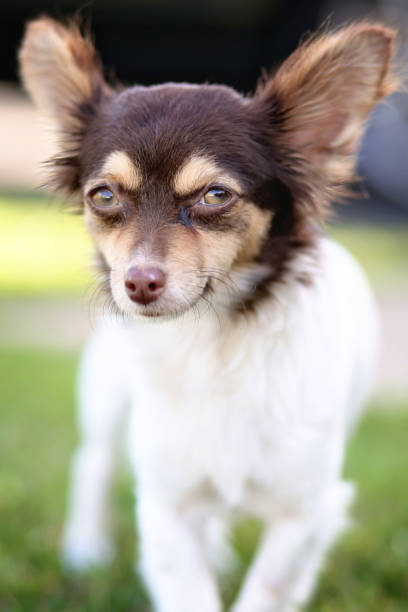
[20,18,396,612]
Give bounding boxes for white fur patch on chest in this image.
[101,238,378,518]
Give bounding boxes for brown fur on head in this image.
[19,18,397,318]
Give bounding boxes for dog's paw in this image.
[61,533,115,571]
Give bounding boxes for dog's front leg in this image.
[231,514,313,612]
[231,482,353,612]
[61,327,130,570]
[137,491,221,612]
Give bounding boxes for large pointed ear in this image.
[252,23,398,211]
[19,17,113,193]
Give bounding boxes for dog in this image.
[19,17,397,611]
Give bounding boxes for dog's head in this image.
[19,18,396,318]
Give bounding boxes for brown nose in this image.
[124,267,166,305]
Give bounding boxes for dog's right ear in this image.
[19,17,111,128]
[19,17,113,193]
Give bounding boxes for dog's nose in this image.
[124,267,166,305]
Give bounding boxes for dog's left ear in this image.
[252,23,398,202]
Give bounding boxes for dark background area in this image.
[1,0,323,90]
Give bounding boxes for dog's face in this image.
[19,18,395,318]
[79,84,275,317]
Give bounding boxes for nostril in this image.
[148,282,157,291]
[125,280,136,292]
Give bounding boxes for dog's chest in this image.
[125,311,334,512]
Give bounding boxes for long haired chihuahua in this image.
[20,18,396,611]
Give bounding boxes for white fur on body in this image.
[62,237,378,611]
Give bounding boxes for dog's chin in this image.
[119,302,199,323]
[127,306,191,322]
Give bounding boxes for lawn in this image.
[1,349,408,611]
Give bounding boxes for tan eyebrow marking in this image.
[84,150,142,193]
[173,154,242,196]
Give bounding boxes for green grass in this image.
[0,195,407,296]
[1,349,408,610]
[0,196,91,296]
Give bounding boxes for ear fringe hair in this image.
[19,16,115,201]
[252,21,401,221]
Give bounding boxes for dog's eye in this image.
[202,188,231,206]
[90,187,120,209]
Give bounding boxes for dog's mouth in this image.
[117,277,213,320]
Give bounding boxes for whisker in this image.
[200,291,222,328]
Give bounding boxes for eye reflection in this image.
[90,187,120,209]
[201,188,231,206]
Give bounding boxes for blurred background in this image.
[1,0,407,610]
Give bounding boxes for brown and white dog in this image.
[20,18,396,611]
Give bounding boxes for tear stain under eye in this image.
[177,205,194,228]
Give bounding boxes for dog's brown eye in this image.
[202,188,231,206]
[90,187,120,209]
